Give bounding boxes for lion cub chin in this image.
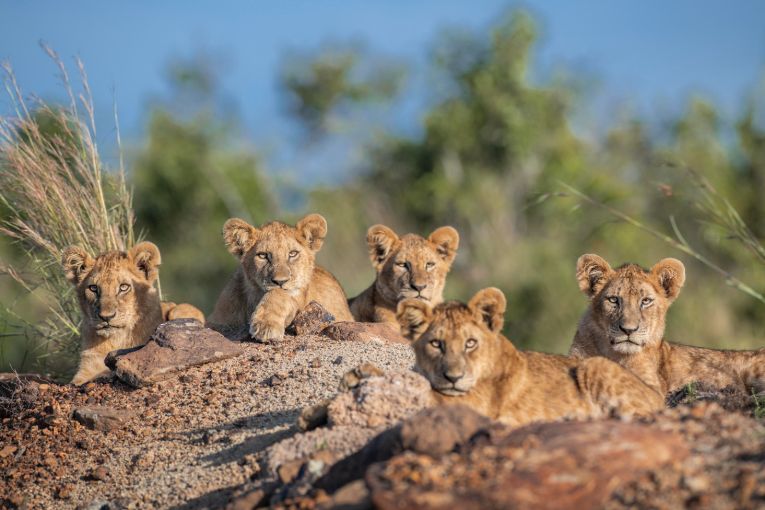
[397,288,664,427]
[349,224,459,323]
[570,253,765,396]
[62,242,205,386]
[208,213,353,343]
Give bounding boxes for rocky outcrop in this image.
[366,415,690,510]
[105,319,245,387]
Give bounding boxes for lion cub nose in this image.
[411,281,427,292]
[98,311,116,322]
[443,371,464,384]
[619,324,639,335]
[271,277,289,287]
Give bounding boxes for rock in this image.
[315,405,486,494]
[321,322,408,345]
[226,488,267,510]
[278,459,305,484]
[72,406,134,432]
[400,405,491,456]
[105,319,245,388]
[367,419,690,510]
[89,466,109,481]
[298,400,330,431]
[287,302,335,336]
[56,484,74,500]
[330,370,432,429]
[327,480,371,509]
[0,444,17,458]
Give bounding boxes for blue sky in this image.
[1,1,764,181]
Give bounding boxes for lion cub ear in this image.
[223,218,259,258]
[396,298,433,340]
[651,258,685,301]
[296,213,328,252]
[130,242,162,283]
[61,246,95,285]
[366,224,399,270]
[468,287,506,333]
[576,254,614,298]
[428,226,459,265]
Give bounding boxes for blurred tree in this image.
[132,54,273,313]
[280,44,405,139]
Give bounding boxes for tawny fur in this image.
[397,288,663,427]
[208,214,353,342]
[570,253,765,395]
[349,224,459,323]
[161,302,206,323]
[61,242,205,385]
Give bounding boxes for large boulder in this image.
[105,319,245,387]
[366,418,690,510]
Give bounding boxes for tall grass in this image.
[560,164,765,306]
[0,47,135,377]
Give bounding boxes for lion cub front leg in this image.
[71,349,112,386]
[250,289,300,343]
[575,357,665,418]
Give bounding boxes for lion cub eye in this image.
[425,261,436,271]
[465,338,478,350]
[256,252,269,260]
[641,297,654,307]
[396,261,408,269]
[119,283,131,293]
[288,250,299,258]
[429,339,442,350]
[87,285,99,294]
[606,296,619,305]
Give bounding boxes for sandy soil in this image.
[0,335,415,509]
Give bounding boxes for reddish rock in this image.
[316,405,487,494]
[105,319,245,387]
[367,419,690,510]
[298,400,330,431]
[321,322,408,345]
[287,301,335,336]
[72,406,134,432]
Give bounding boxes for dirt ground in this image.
[0,334,415,509]
[2,335,765,510]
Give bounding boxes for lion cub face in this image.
[577,254,685,354]
[366,225,459,305]
[61,242,162,336]
[397,288,506,395]
[223,214,327,295]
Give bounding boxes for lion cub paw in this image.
[250,319,284,343]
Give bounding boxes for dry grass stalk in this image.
[560,178,765,306]
[0,47,135,374]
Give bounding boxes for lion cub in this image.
[349,224,459,323]
[397,288,663,427]
[208,214,353,342]
[62,242,205,385]
[570,254,765,396]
